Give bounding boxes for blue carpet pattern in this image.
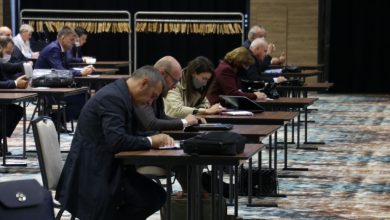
[1,93,389,219]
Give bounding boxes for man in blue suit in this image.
[35,27,94,76]
[35,27,94,126]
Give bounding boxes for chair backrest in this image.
[32,116,64,191]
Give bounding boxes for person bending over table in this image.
[207,47,267,105]
[56,66,172,220]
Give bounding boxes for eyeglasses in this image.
[164,70,179,86]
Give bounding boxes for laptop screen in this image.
[219,95,265,113]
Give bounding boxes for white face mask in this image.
[74,41,80,47]
[1,54,11,63]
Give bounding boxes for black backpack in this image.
[182,131,246,155]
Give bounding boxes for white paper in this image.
[221,111,254,116]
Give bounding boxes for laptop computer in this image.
[219,95,265,113]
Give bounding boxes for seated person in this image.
[134,56,199,133]
[243,25,286,66]
[0,62,28,156]
[241,38,287,83]
[0,26,29,63]
[13,24,40,59]
[56,66,170,220]
[66,27,88,63]
[207,47,267,105]
[35,27,95,123]
[164,56,224,118]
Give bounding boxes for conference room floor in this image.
[1,93,389,219]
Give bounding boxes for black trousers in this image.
[0,104,23,138]
[111,170,167,220]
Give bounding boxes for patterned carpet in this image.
[1,93,389,219]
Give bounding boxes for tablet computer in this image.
[219,95,265,113]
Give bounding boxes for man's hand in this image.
[15,75,28,89]
[150,134,175,148]
[275,76,287,83]
[267,43,275,55]
[254,91,267,100]
[185,114,199,126]
[81,65,95,76]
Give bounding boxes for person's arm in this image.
[45,47,82,76]
[164,87,197,118]
[0,80,17,89]
[66,50,83,63]
[218,68,257,100]
[97,94,152,153]
[134,104,184,131]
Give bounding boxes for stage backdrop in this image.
[19,0,248,73]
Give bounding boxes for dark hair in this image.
[0,36,14,48]
[74,27,87,37]
[57,27,76,39]
[184,56,215,105]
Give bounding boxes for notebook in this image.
[219,95,265,113]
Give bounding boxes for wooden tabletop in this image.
[0,93,37,104]
[0,87,89,97]
[281,69,321,78]
[204,111,298,125]
[70,61,129,67]
[115,144,264,166]
[256,97,318,108]
[278,82,334,91]
[74,74,130,82]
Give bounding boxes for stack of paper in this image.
[222,111,254,116]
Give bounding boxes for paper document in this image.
[264,68,283,74]
[158,141,181,150]
[222,111,254,116]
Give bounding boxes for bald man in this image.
[134,56,199,133]
[0,26,29,63]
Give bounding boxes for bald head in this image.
[0,26,12,38]
[154,56,182,92]
[250,38,268,61]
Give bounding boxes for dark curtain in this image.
[327,0,390,93]
[19,0,248,72]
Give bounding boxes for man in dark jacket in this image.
[55,66,173,220]
[0,62,28,156]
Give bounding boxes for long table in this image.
[0,93,37,168]
[0,87,89,143]
[116,144,264,220]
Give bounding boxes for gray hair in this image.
[247,25,266,41]
[19,24,34,33]
[250,37,268,50]
[132,65,164,87]
[57,27,76,39]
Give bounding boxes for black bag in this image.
[261,82,280,99]
[0,179,55,220]
[182,131,246,155]
[238,167,278,196]
[240,79,265,92]
[31,69,74,88]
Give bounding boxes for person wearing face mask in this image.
[164,56,224,118]
[207,47,267,105]
[66,27,88,63]
[0,37,14,63]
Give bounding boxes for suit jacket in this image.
[66,46,83,63]
[240,51,274,82]
[0,62,23,88]
[55,78,151,220]
[9,46,29,64]
[207,60,257,105]
[134,95,184,133]
[34,40,81,76]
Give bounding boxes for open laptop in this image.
[219,95,265,113]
